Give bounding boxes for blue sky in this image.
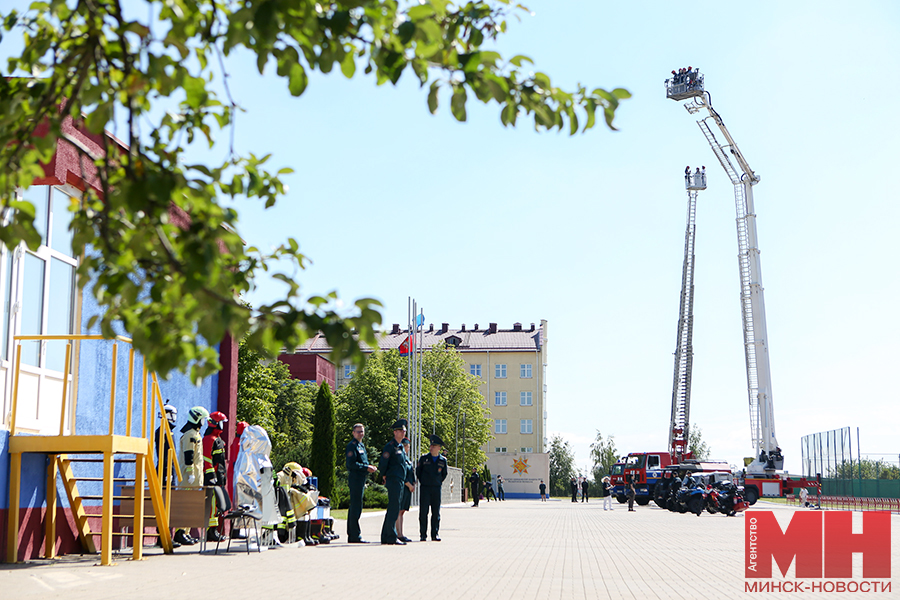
[6,1,899,474]
[226,1,900,474]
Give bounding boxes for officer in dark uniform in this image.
[415,434,448,541]
[345,423,377,543]
[469,468,481,506]
[378,419,409,545]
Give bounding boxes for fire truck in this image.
[664,72,819,502]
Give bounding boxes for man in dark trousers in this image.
[469,467,481,507]
[570,477,578,502]
[345,423,377,543]
[581,478,589,503]
[378,419,409,545]
[415,434,448,541]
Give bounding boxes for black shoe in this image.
[348,538,370,544]
[174,530,195,546]
[432,535,441,542]
[207,529,226,542]
[381,539,406,545]
[398,536,412,543]
[420,536,427,542]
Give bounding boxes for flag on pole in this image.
[399,334,413,357]
[416,313,424,328]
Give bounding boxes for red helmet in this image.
[208,411,228,430]
[236,421,248,436]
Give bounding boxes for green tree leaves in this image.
[589,430,618,482]
[688,426,711,461]
[548,433,575,497]
[0,0,626,381]
[310,382,337,498]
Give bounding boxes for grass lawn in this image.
[330,508,384,520]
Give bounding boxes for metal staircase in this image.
[6,336,180,565]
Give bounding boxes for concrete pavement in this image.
[2,498,898,599]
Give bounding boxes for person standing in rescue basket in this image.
[416,435,448,541]
[379,419,409,545]
[346,423,377,543]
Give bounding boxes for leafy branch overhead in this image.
[0,0,628,380]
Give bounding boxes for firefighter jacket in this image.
[202,429,227,487]
[179,426,203,489]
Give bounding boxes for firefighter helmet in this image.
[208,411,228,430]
[186,406,210,426]
[161,403,178,427]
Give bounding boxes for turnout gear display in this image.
[179,408,206,487]
[203,415,232,533]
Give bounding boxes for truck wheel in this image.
[688,496,703,515]
[616,495,627,504]
[745,486,759,505]
[635,497,650,506]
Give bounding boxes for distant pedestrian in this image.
[602,476,614,511]
[799,487,809,508]
[496,476,505,501]
[581,478,589,503]
[570,477,578,503]
[483,478,495,502]
[627,477,636,511]
[539,480,547,502]
[469,468,481,507]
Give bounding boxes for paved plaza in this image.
[2,499,898,599]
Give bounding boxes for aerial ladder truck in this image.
[666,70,818,503]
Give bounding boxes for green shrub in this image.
[364,483,389,509]
[331,480,351,509]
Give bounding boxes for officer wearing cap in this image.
[415,434,448,541]
[345,423,377,543]
[378,419,409,545]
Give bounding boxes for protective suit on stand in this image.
[233,425,280,544]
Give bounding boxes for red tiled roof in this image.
[291,326,543,354]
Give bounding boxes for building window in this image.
[344,364,357,379]
[495,364,506,378]
[495,419,507,434]
[495,447,507,453]
[520,364,532,378]
[2,186,79,434]
[520,391,532,406]
[520,419,533,434]
[469,364,481,377]
[494,391,507,406]
[520,447,533,453]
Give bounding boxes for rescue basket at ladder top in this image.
[666,69,704,101]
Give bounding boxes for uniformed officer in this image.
[415,434,448,541]
[378,419,409,545]
[345,423,377,543]
[395,438,416,543]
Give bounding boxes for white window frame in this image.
[520,363,532,378]
[520,391,533,406]
[495,363,506,379]
[520,419,533,434]
[495,447,507,453]
[469,364,481,377]
[2,186,79,434]
[344,364,357,379]
[495,419,507,434]
[494,391,507,406]
[520,447,533,453]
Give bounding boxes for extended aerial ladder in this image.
[666,72,782,477]
[668,169,706,462]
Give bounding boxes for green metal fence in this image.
[821,478,900,499]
